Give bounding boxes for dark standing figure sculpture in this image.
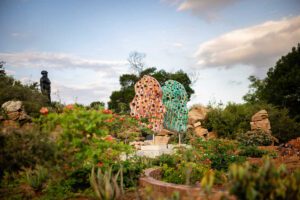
[40,70,51,103]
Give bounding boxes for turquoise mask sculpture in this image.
[162,80,188,133]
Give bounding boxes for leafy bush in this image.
[238,146,274,158]
[268,107,300,143]
[114,157,150,188]
[203,102,300,142]
[38,106,134,169]
[191,138,246,170]
[0,127,56,181]
[203,103,260,138]
[229,157,300,200]
[161,162,209,185]
[0,66,48,117]
[237,129,274,146]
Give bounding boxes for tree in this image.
[244,44,300,120]
[108,67,194,113]
[127,51,146,75]
[0,61,5,76]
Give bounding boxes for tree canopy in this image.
[243,44,300,120]
[108,67,194,113]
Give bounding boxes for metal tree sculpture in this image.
[130,75,166,133]
[162,80,188,143]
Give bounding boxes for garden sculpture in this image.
[162,80,188,144]
[40,70,51,103]
[130,75,166,133]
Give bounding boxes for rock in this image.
[19,111,31,121]
[188,105,208,125]
[7,111,20,121]
[2,100,23,113]
[154,135,170,145]
[194,127,209,137]
[193,121,201,128]
[250,109,271,133]
[2,120,20,128]
[207,132,217,139]
[157,128,175,136]
[1,100,31,122]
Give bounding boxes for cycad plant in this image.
[90,166,124,200]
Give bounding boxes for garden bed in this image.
[139,168,230,200]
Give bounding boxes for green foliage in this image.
[89,101,105,110]
[161,162,209,185]
[0,63,48,117]
[114,156,150,188]
[0,127,56,181]
[229,157,300,200]
[38,106,133,168]
[203,102,257,138]
[158,139,244,185]
[268,107,300,143]
[238,146,276,158]
[22,165,48,191]
[244,44,300,121]
[237,129,274,146]
[191,138,246,170]
[203,102,300,142]
[90,166,123,200]
[108,67,194,113]
[67,167,91,191]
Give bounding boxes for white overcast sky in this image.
[0,0,299,106]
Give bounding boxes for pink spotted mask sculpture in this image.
[130,75,166,133]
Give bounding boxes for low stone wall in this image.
[139,168,231,200]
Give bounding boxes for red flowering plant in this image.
[39,107,49,115]
[38,106,132,170]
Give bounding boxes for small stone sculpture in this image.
[40,70,51,103]
[130,75,166,133]
[162,80,188,133]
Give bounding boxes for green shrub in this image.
[0,127,56,181]
[22,165,48,191]
[114,157,149,188]
[238,146,273,158]
[203,102,300,142]
[203,103,257,138]
[268,107,300,143]
[237,129,274,146]
[0,72,48,117]
[191,138,246,170]
[229,157,300,200]
[161,162,209,185]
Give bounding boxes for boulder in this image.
[157,128,175,136]
[188,105,208,125]
[194,127,209,137]
[250,110,271,133]
[2,101,23,113]
[193,121,201,128]
[1,100,31,122]
[154,135,170,145]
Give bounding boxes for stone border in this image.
[139,168,231,200]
